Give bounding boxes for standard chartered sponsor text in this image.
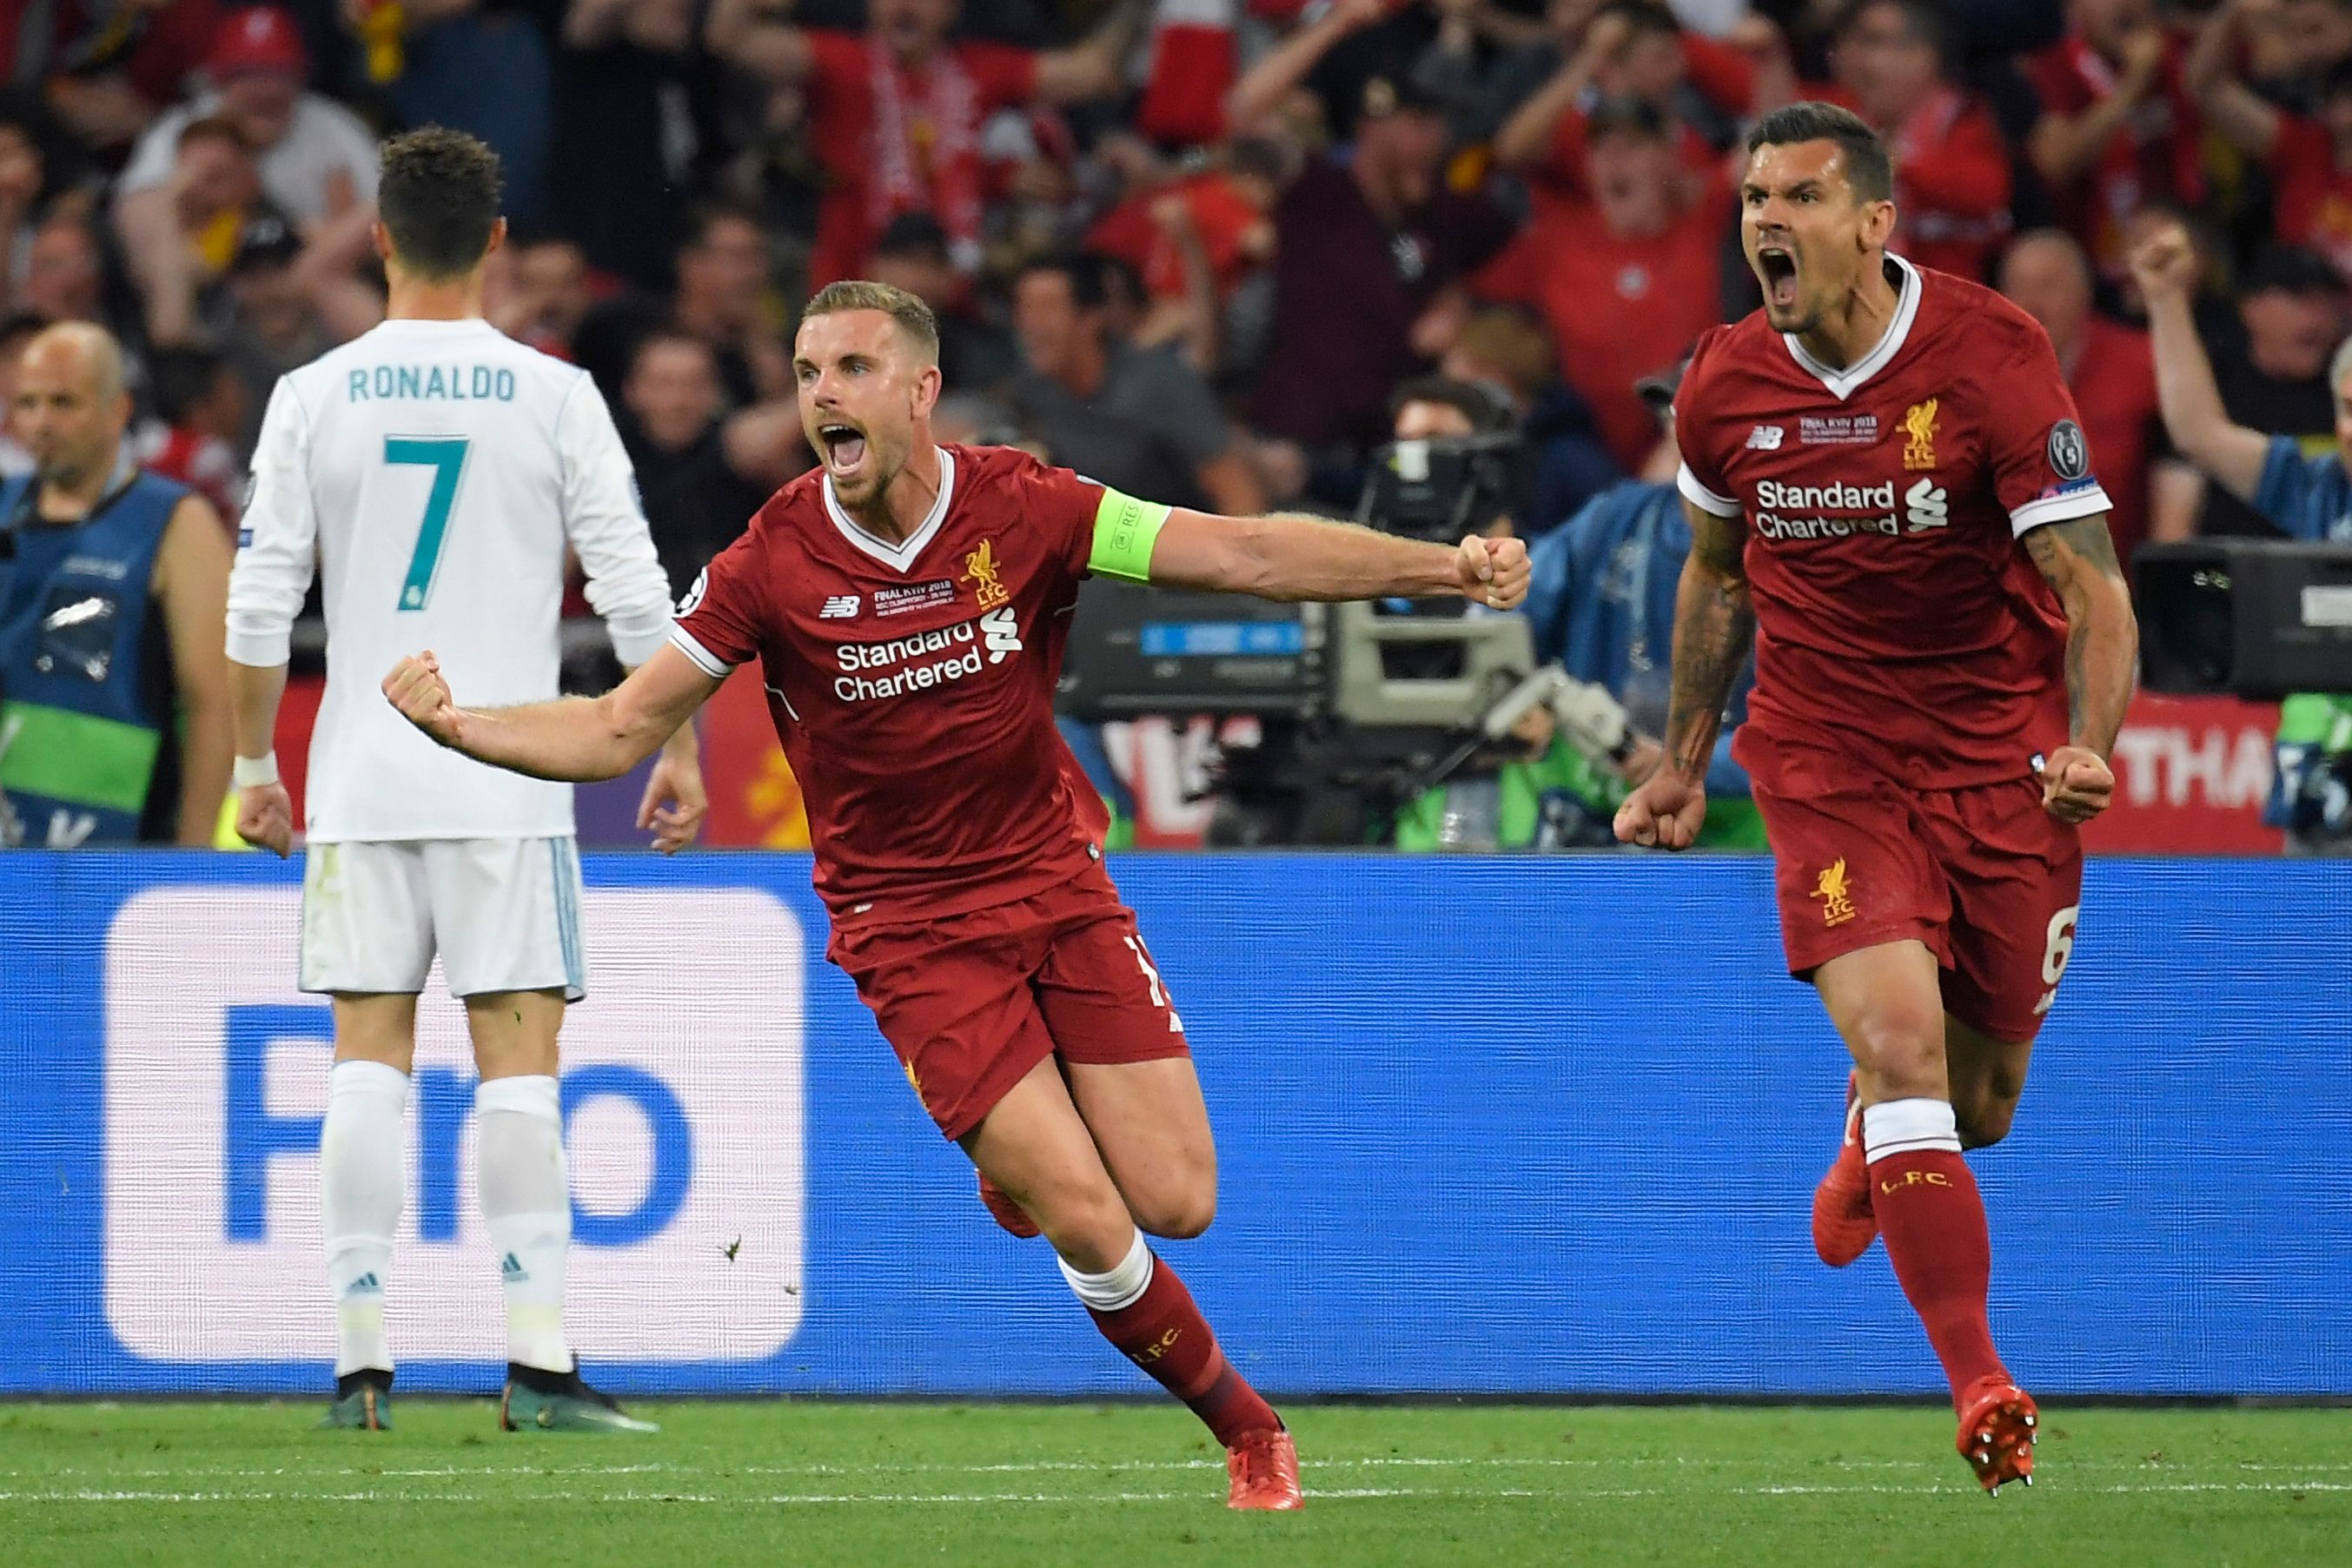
[834,620,985,701]
[1753,478,1898,541]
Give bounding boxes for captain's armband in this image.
[1086,486,1171,583]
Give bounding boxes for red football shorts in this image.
[1741,729,2085,1042]
[827,859,1192,1140]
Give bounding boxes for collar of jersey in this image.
[368,316,497,335]
[1779,253,1920,402]
[822,446,956,572]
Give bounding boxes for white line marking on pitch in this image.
[3,1482,2347,1506]
[24,1454,2352,1484]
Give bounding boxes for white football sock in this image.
[321,1059,408,1378]
[1057,1226,1154,1313]
[1862,1096,1963,1163]
[476,1074,573,1373]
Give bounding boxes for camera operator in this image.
[1395,360,1766,851]
[1355,374,1746,850]
[2135,222,2352,852]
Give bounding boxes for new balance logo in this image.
[818,594,861,619]
[1746,425,1785,450]
[981,605,1023,664]
[1905,479,1948,533]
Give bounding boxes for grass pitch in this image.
[3,1401,2345,1566]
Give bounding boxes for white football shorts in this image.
[299,837,587,1001]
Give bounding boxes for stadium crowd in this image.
[3,0,2350,846]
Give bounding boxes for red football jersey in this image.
[1673,257,2113,789]
[672,444,1110,927]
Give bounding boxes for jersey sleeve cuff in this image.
[223,620,293,669]
[1677,462,1741,518]
[608,617,673,670]
[2009,483,2113,537]
[669,624,736,678]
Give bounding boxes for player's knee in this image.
[1134,1182,1216,1241]
[1845,1002,1947,1098]
[1030,1186,1138,1272]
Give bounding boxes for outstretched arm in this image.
[383,642,723,784]
[1139,503,1529,607]
[2021,513,2137,824]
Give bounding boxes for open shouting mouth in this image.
[1756,244,1799,313]
[818,420,869,480]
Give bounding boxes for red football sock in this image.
[1085,1254,1279,1446]
[1870,1148,2007,1406]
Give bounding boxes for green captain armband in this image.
[1087,486,1171,583]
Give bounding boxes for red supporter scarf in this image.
[868,42,986,272]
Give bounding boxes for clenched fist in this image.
[381,652,466,749]
[1458,533,1531,610]
[1613,767,1707,850]
[236,780,295,858]
[2037,744,2114,824]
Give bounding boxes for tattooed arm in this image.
[2022,513,2138,824]
[1661,500,1757,780]
[1613,500,1754,850]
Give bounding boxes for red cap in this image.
[209,7,308,79]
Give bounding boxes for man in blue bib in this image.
[0,323,235,847]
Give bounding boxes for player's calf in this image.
[1061,1228,1296,1508]
[1864,1098,2011,1407]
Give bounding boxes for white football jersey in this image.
[225,317,675,842]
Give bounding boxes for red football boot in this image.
[977,1171,1041,1238]
[1956,1375,2039,1495]
[1811,1070,1878,1267]
[1226,1426,1304,1511]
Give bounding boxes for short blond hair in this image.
[801,280,939,363]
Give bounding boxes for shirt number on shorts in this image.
[2041,903,2081,986]
[1122,935,1185,1034]
[388,436,472,612]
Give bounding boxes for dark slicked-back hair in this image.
[378,126,503,280]
[1746,101,1894,206]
